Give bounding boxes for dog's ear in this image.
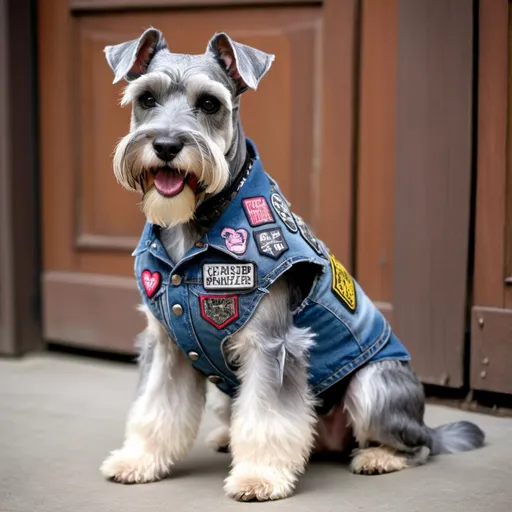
[104,28,167,84]
[207,33,275,94]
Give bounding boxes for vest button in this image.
[151,242,157,249]
[208,375,222,384]
[188,351,200,361]
[171,304,183,316]
[171,274,182,286]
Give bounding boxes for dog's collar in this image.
[194,143,255,227]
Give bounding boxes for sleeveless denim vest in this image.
[133,139,410,404]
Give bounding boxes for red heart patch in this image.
[141,270,161,298]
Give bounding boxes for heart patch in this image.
[141,269,161,298]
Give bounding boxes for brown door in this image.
[39,0,356,352]
[471,0,512,395]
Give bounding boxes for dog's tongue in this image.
[154,169,186,197]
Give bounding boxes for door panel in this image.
[471,0,512,394]
[39,0,355,352]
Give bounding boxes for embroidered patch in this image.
[270,193,298,233]
[203,262,256,291]
[293,214,323,255]
[253,227,289,259]
[141,269,161,298]
[200,295,239,329]
[221,227,249,255]
[329,254,357,312]
[242,196,275,227]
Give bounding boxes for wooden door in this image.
[356,0,474,388]
[471,0,512,394]
[39,0,356,352]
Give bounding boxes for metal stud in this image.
[171,304,183,316]
[188,351,200,361]
[171,274,182,286]
[208,375,222,384]
[151,243,158,249]
[480,371,487,379]
[482,357,489,365]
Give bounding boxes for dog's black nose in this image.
[153,137,184,162]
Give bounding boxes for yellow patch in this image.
[328,254,357,312]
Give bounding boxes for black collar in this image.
[194,144,255,227]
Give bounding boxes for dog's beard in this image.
[113,130,230,227]
[141,185,196,227]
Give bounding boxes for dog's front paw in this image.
[206,426,230,453]
[100,448,170,484]
[224,463,296,502]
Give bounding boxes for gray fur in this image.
[428,421,485,455]
[105,28,167,84]
[207,33,275,93]
[345,360,484,465]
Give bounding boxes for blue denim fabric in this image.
[133,139,410,398]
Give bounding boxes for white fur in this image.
[223,282,317,501]
[142,184,196,227]
[205,382,232,451]
[100,306,205,483]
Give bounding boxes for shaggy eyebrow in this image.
[121,72,172,106]
[186,74,232,111]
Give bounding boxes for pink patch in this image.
[242,197,274,227]
[141,269,161,298]
[221,227,248,255]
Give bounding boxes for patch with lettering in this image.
[141,269,161,298]
[329,254,357,312]
[200,295,239,329]
[254,227,289,259]
[293,214,323,256]
[270,193,298,233]
[242,196,275,227]
[202,262,256,291]
[221,227,249,255]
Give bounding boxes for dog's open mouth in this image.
[152,167,189,197]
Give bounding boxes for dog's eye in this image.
[197,95,220,114]
[139,92,157,109]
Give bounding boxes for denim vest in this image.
[133,140,410,405]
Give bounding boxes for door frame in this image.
[0,0,41,356]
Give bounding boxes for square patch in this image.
[253,227,289,259]
[242,197,275,227]
[203,262,256,291]
[200,295,239,329]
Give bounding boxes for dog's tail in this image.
[427,421,485,455]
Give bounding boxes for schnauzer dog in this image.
[100,28,484,501]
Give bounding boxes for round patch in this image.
[271,193,298,233]
[293,214,323,255]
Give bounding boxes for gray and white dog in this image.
[100,28,484,502]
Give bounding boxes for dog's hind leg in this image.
[205,381,232,452]
[345,360,484,475]
[223,279,317,501]
[100,306,206,483]
[345,361,433,475]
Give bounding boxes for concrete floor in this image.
[1,354,511,512]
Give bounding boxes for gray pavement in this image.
[1,354,511,512]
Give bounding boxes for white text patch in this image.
[203,263,256,291]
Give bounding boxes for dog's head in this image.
[104,28,274,227]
